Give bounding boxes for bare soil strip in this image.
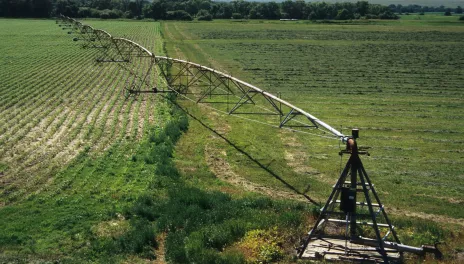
[205,141,308,203]
[154,232,167,264]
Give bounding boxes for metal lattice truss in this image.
[56,15,347,141]
[57,15,158,98]
[155,57,346,138]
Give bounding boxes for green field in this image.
[165,16,464,261]
[0,19,316,263]
[167,18,464,216]
[0,15,463,263]
[0,19,169,261]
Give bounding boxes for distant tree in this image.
[231,12,242,19]
[281,0,294,19]
[232,0,250,17]
[197,9,212,20]
[313,1,329,19]
[215,3,232,19]
[143,0,166,20]
[293,0,305,19]
[55,0,79,17]
[185,0,199,16]
[127,0,143,18]
[456,6,463,14]
[249,6,259,19]
[356,1,369,16]
[93,0,112,10]
[141,4,150,18]
[388,4,396,12]
[166,10,192,20]
[120,0,131,12]
[266,2,280,19]
[110,0,124,11]
[199,1,211,12]
[99,9,122,19]
[308,10,316,20]
[379,10,398,19]
[335,8,352,20]
[459,15,464,21]
[77,7,104,18]
[280,0,305,19]
[33,0,53,18]
[1,0,453,21]
[1,0,31,17]
[78,7,92,17]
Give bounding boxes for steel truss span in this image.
[58,15,347,142]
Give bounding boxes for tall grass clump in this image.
[393,217,448,246]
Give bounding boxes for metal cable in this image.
[158,77,339,141]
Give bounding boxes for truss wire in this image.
[158,77,339,141]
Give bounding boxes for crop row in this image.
[186,22,464,42]
[0,20,163,204]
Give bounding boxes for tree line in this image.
[0,0,460,21]
[388,4,462,15]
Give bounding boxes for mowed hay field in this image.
[167,18,464,218]
[0,16,463,262]
[165,17,464,259]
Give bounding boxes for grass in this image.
[164,17,464,217]
[0,18,316,263]
[0,19,165,261]
[0,19,163,204]
[0,15,463,263]
[164,16,464,262]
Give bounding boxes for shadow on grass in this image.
[171,100,320,206]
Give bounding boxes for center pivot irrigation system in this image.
[57,16,442,263]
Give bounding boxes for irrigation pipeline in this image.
[58,15,349,144]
